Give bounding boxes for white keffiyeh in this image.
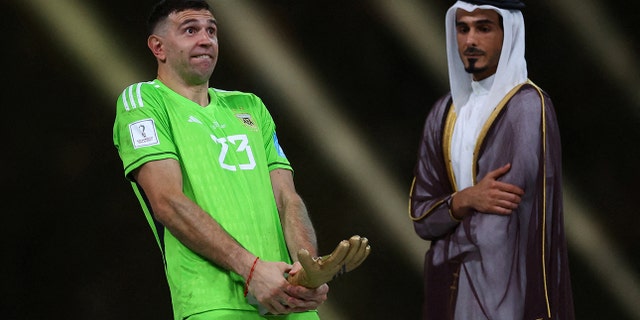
[446,1,527,189]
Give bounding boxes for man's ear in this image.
[148,35,166,62]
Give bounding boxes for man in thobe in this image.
[409,0,575,319]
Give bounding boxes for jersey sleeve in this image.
[252,94,292,172]
[113,81,179,180]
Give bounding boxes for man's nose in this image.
[465,30,478,46]
[197,30,215,45]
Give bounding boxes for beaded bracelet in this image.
[244,257,260,297]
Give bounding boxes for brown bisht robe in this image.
[409,81,574,319]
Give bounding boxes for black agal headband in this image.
[461,0,525,10]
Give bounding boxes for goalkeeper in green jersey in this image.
[113,1,369,319]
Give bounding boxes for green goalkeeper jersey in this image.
[113,79,316,319]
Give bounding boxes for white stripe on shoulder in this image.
[121,87,132,111]
[135,83,144,108]
[121,81,156,112]
[128,84,138,109]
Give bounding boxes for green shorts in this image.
[185,309,320,320]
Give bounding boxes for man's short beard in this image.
[464,59,488,75]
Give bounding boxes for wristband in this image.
[244,257,260,297]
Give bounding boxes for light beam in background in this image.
[563,183,640,318]
[370,0,448,83]
[546,0,640,111]
[370,1,640,319]
[543,0,640,314]
[19,0,144,98]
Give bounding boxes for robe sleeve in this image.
[409,94,461,240]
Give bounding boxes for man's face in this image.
[455,8,504,81]
[153,9,219,85]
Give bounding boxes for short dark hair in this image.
[147,0,213,35]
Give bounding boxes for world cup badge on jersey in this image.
[235,113,258,131]
[129,118,160,149]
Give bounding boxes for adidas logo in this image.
[188,116,203,124]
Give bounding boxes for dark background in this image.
[3,0,639,319]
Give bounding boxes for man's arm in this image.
[268,168,329,308]
[134,159,311,314]
[133,158,255,276]
[449,163,525,220]
[269,168,318,258]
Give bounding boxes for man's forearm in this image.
[281,196,318,260]
[156,197,256,278]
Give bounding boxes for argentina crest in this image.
[235,113,258,131]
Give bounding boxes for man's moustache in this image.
[464,47,485,55]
